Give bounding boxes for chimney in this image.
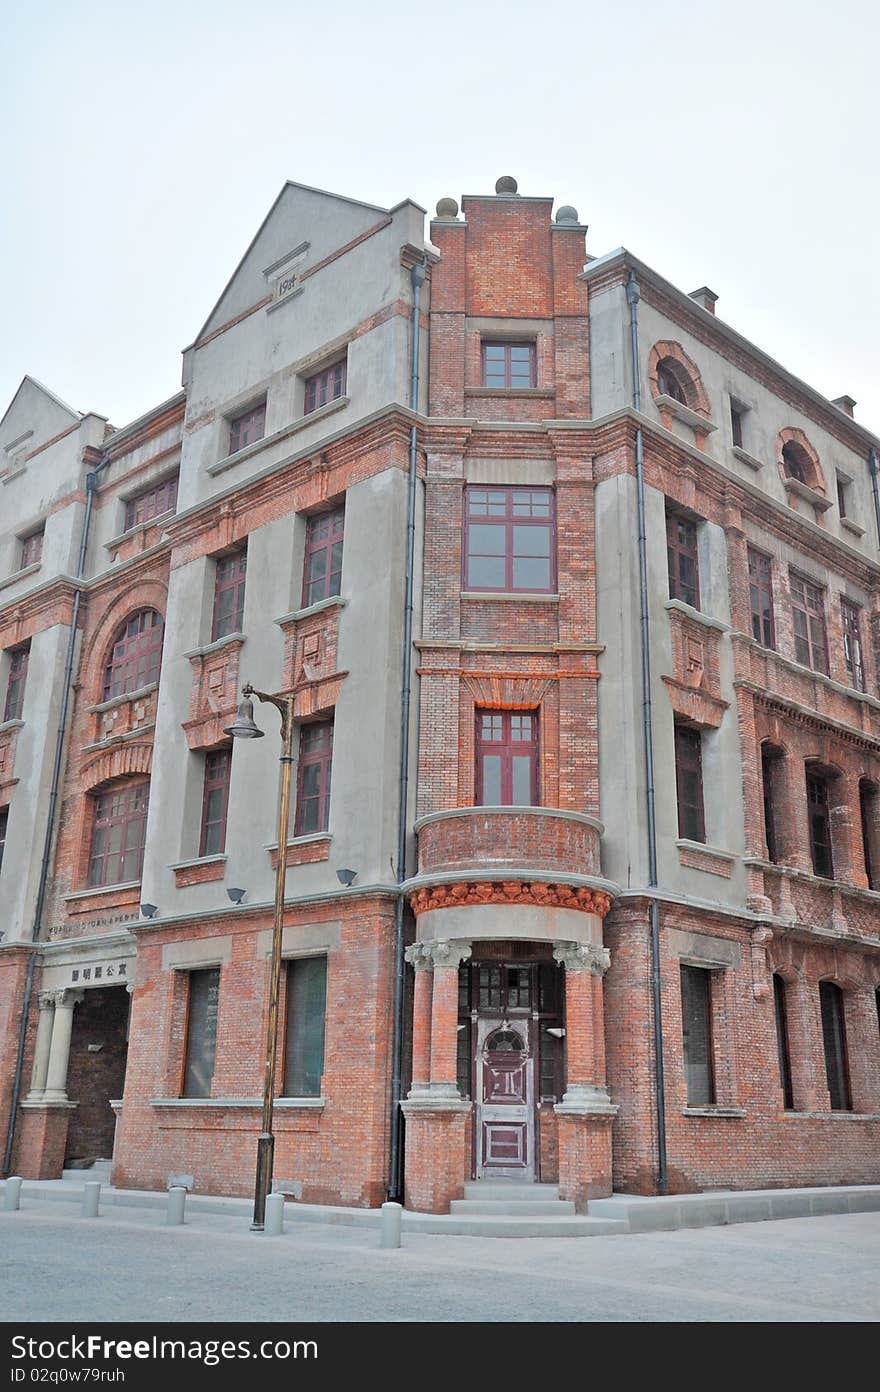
[832,395,856,418]
[689,287,718,314]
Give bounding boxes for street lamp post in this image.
[224,683,296,1230]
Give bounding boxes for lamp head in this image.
[227,887,246,905]
[335,868,357,887]
[223,696,264,740]
[140,903,159,919]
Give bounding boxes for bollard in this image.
[264,1192,285,1237]
[380,1201,402,1249]
[3,1177,23,1212]
[166,1185,187,1226]
[81,1182,101,1219]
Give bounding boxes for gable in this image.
[0,375,81,462]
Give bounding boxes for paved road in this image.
[2,1201,879,1323]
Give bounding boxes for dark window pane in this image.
[681,965,715,1105]
[481,754,502,806]
[819,981,851,1111]
[284,957,327,1096]
[182,968,220,1098]
[773,974,795,1109]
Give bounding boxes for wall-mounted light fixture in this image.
[335,868,357,887]
[140,904,159,919]
[227,888,246,905]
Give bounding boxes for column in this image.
[428,940,471,1096]
[26,992,57,1100]
[405,944,433,1095]
[553,941,617,1210]
[42,989,83,1103]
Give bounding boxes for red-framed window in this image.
[102,610,164,701]
[123,474,178,532]
[199,748,232,857]
[228,402,266,455]
[475,709,539,807]
[481,342,536,390]
[807,770,833,879]
[20,529,44,569]
[674,723,705,843]
[790,572,828,674]
[748,548,775,648]
[819,981,852,1111]
[294,721,333,836]
[87,780,150,887]
[212,547,247,641]
[841,598,866,693]
[4,646,29,722]
[304,360,346,416]
[302,507,344,607]
[666,511,700,609]
[464,486,555,593]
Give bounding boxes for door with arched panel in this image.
[475,1019,534,1180]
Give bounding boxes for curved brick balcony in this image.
[415,806,603,881]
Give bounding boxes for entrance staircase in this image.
[437,1182,627,1237]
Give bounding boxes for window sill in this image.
[682,1106,746,1119]
[265,833,332,870]
[151,1097,325,1109]
[664,598,729,632]
[737,638,880,712]
[170,855,227,888]
[841,516,866,538]
[89,682,158,716]
[206,396,350,477]
[731,446,763,472]
[0,717,24,735]
[676,841,737,879]
[0,561,41,592]
[464,387,555,400]
[82,723,156,754]
[783,476,833,512]
[62,882,141,909]
[654,394,716,434]
[183,632,245,661]
[461,591,561,604]
[780,1110,880,1121]
[104,508,176,553]
[275,596,347,627]
[2,467,27,487]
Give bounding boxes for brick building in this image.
[1,176,878,1213]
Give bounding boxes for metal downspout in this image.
[626,270,668,1193]
[869,449,880,553]
[388,258,426,1200]
[3,460,107,1176]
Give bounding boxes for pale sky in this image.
[3,0,879,436]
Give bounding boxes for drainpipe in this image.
[2,457,107,1177]
[869,448,880,552]
[387,257,427,1200]
[626,269,668,1194]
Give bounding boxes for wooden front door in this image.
[476,1018,534,1180]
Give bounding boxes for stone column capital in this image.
[38,990,62,1009]
[427,940,472,971]
[56,989,85,1009]
[553,941,610,976]
[405,944,434,971]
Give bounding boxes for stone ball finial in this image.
[555,205,579,225]
[435,196,459,220]
[495,175,518,195]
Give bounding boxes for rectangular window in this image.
[748,548,775,648]
[302,506,345,607]
[836,476,848,518]
[228,403,266,455]
[790,572,828,674]
[841,598,866,693]
[87,780,150,887]
[481,342,537,389]
[807,771,833,879]
[680,965,715,1105]
[212,546,247,641]
[4,646,29,722]
[199,748,232,857]
[475,709,539,807]
[464,486,555,593]
[730,401,745,448]
[283,956,327,1097]
[819,981,852,1111]
[761,748,780,864]
[304,360,347,415]
[123,474,179,532]
[20,528,44,569]
[674,724,705,843]
[0,808,6,874]
[666,511,700,609]
[860,781,878,891]
[182,967,220,1099]
[773,974,795,1110]
[294,720,333,836]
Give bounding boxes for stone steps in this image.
[451,1198,577,1216]
[461,1182,561,1201]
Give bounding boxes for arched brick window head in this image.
[103,609,164,701]
[647,341,711,418]
[777,428,825,495]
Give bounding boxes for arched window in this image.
[103,609,164,701]
[656,358,689,405]
[860,779,879,890]
[781,440,809,483]
[772,974,794,1109]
